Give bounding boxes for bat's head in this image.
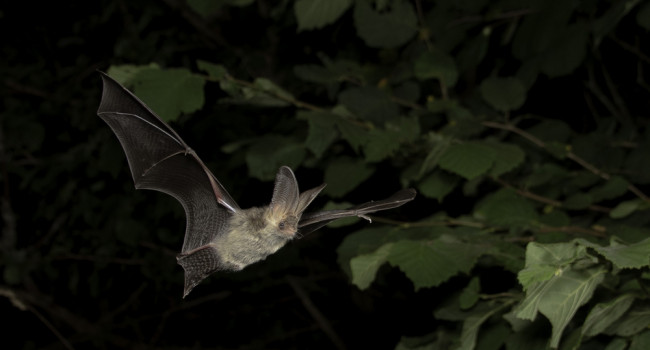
[266,166,326,238]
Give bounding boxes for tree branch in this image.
[482,121,650,202]
[286,276,346,350]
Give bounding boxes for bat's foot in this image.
[358,214,372,223]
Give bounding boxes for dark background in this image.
[2,2,437,349]
[2,1,650,349]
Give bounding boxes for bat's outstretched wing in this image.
[298,188,416,235]
[97,72,239,296]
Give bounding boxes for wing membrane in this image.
[299,188,416,235]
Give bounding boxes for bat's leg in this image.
[358,214,372,223]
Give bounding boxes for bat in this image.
[97,72,416,297]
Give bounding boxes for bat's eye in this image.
[279,221,286,230]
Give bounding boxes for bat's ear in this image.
[295,183,326,215]
[270,166,300,217]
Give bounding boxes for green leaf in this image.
[254,77,295,101]
[624,141,650,184]
[630,330,650,350]
[457,34,489,73]
[458,302,513,350]
[107,63,159,84]
[580,237,650,269]
[517,241,586,291]
[535,268,606,347]
[417,171,458,202]
[512,1,578,59]
[582,294,635,337]
[475,189,539,227]
[588,176,629,202]
[516,242,591,318]
[197,60,227,79]
[527,119,573,144]
[525,163,568,188]
[338,86,399,123]
[439,142,496,180]
[605,304,650,336]
[220,78,293,107]
[476,323,510,350]
[337,226,447,276]
[414,49,459,87]
[297,111,339,158]
[488,240,526,273]
[294,0,351,31]
[540,21,588,77]
[459,277,480,309]
[245,136,306,181]
[518,264,557,291]
[363,117,419,162]
[335,118,369,153]
[610,199,643,219]
[605,338,629,350]
[485,141,526,177]
[337,226,393,276]
[480,77,526,112]
[524,241,585,267]
[350,243,393,289]
[131,67,206,122]
[323,157,374,197]
[387,238,482,290]
[353,0,418,48]
[418,133,452,178]
[366,128,402,162]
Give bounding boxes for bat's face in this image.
[264,210,300,238]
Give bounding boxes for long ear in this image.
[295,183,326,215]
[269,166,300,217]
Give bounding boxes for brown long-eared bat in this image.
[97,72,416,297]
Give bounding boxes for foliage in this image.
[3,0,650,349]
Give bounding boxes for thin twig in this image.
[160,0,226,48]
[598,55,632,125]
[538,225,607,238]
[482,121,650,202]
[491,176,611,213]
[28,306,76,350]
[491,177,560,206]
[447,8,536,28]
[390,95,426,111]
[368,216,485,229]
[609,35,650,65]
[286,276,346,350]
[585,64,624,123]
[481,121,546,147]
[414,0,433,51]
[225,74,325,112]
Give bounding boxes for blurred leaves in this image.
[353,0,418,48]
[107,65,205,122]
[294,0,351,31]
[5,0,650,349]
[480,77,526,112]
